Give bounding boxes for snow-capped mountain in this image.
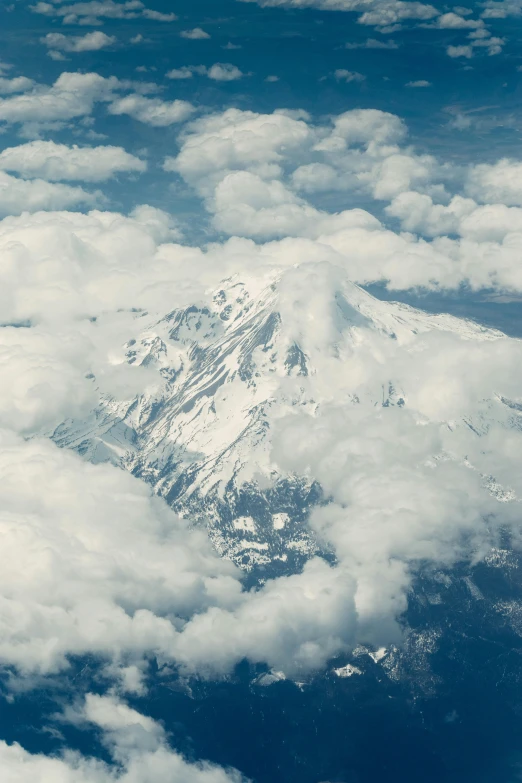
[51,265,516,571]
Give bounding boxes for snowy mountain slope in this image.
[51,266,519,570]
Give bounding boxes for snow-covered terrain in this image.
[50,265,520,572]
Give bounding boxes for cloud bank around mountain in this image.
[2,63,522,771]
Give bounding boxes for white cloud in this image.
[108,94,195,126]
[405,79,431,86]
[385,191,475,235]
[0,76,35,94]
[2,196,522,683]
[447,32,504,58]
[32,0,177,25]
[142,8,177,20]
[3,94,522,692]
[166,64,245,82]
[166,66,194,80]
[0,693,246,782]
[0,171,100,215]
[237,0,438,27]
[447,44,474,57]
[433,11,484,27]
[334,69,366,82]
[466,159,522,206]
[42,31,117,53]
[0,72,119,135]
[0,141,146,182]
[207,63,244,81]
[180,28,211,39]
[481,0,522,18]
[0,328,97,434]
[165,108,313,191]
[345,38,399,48]
[357,1,438,26]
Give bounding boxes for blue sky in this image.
[1,0,521,224]
[4,3,522,783]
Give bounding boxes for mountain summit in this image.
[52,263,514,571]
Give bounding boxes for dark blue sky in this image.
[1,0,521,220]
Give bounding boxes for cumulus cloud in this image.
[345,38,399,48]
[0,424,359,678]
[385,191,476,235]
[0,693,246,782]
[447,32,504,57]
[165,105,444,238]
[180,28,211,39]
[166,66,195,80]
[431,11,484,27]
[108,94,195,126]
[32,0,177,25]
[0,76,35,94]
[166,64,245,82]
[405,79,431,86]
[159,105,522,292]
[207,63,245,81]
[2,92,522,693]
[0,171,100,215]
[466,159,522,206]
[0,431,241,674]
[0,72,118,135]
[237,0,438,27]
[334,70,366,82]
[42,31,117,53]
[1,202,522,685]
[0,141,147,182]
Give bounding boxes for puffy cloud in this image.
[0,328,97,434]
[0,693,246,782]
[166,64,245,82]
[0,431,242,675]
[166,108,313,191]
[174,558,357,675]
[385,191,476,236]
[0,141,146,182]
[0,171,100,215]
[432,11,484,27]
[447,44,474,57]
[42,31,117,53]
[0,76,35,94]
[481,0,522,18]
[0,71,162,135]
[210,170,381,239]
[0,72,118,134]
[466,159,522,206]
[387,190,522,242]
[180,28,211,39]
[0,207,189,325]
[447,33,504,57]
[405,79,431,86]
[345,38,399,48]
[32,0,177,25]
[166,66,195,80]
[108,94,195,126]
[237,0,438,26]
[2,201,522,681]
[142,8,177,20]
[357,1,438,26]
[334,70,366,82]
[207,63,245,81]
[158,105,522,290]
[264,263,522,634]
[0,422,359,678]
[320,107,407,148]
